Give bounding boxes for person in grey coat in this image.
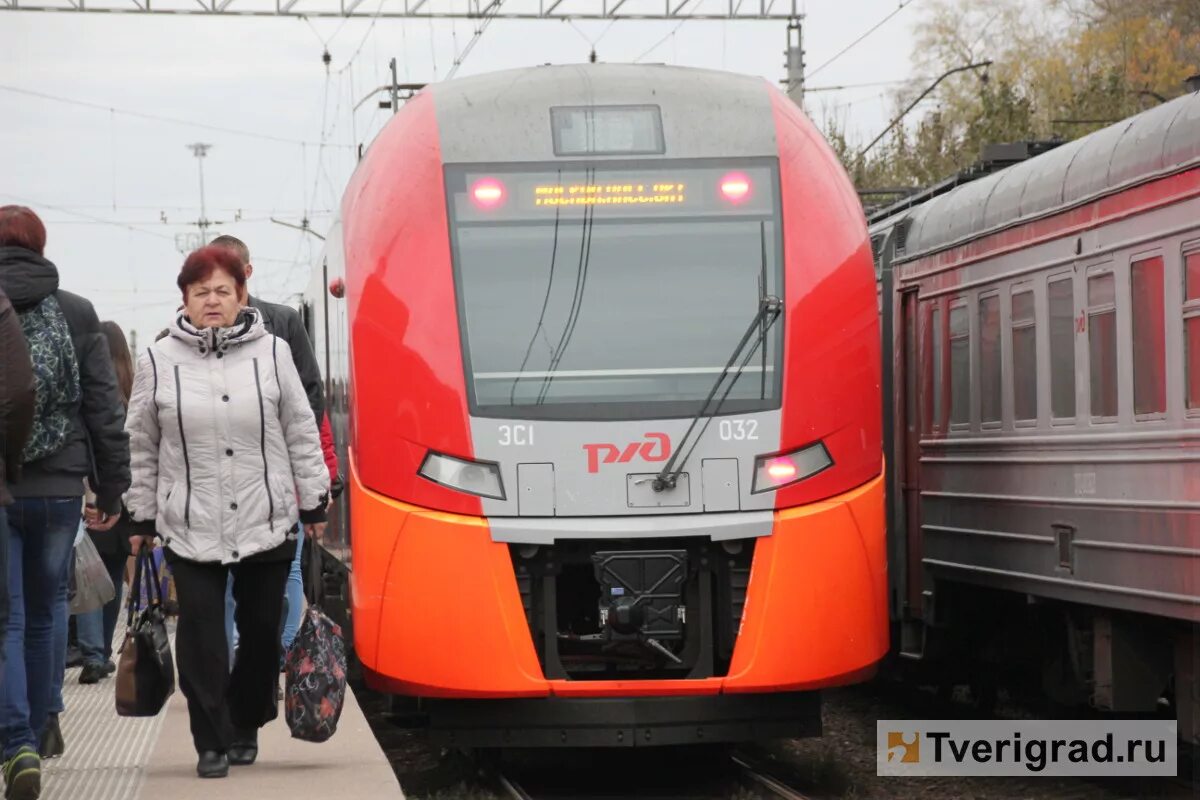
[124,245,328,780]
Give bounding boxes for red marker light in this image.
[766,458,798,481]
[470,178,506,209]
[719,172,752,203]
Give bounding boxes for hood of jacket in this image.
[0,247,59,311]
[170,306,269,356]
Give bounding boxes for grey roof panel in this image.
[1163,91,1200,167]
[941,170,1004,245]
[980,156,1037,229]
[1016,136,1087,218]
[902,91,1200,259]
[1107,100,1181,186]
[1062,117,1138,204]
[430,63,778,164]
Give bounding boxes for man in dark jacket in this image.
[0,206,131,798]
[208,235,340,657]
[208,235,325,423]
[0,284,36,679]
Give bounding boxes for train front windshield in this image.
[446,162,783,420]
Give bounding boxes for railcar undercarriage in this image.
[511,536,755,680]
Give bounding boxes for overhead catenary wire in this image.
[633,19,688,63]
[805,0,921,81]
[0,84,354,149]
[0,193,176,242]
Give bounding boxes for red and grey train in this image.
[302,64,886,746]
[870,89,1200,741]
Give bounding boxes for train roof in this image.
[429,63,778,163]
[876,89,1200,261]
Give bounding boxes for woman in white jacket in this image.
[124,245,329,779]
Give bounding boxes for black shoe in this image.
[196,750,228,778]
[228,729,258,766]
[65,646,83,669]
[38,713,64,760]
[79,662,106,685]
[102,660,116,676]
[3,745,40,799]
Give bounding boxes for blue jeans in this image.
[281,535,304,651]
[76,552,128,666]
[0,507,9,681]
[48,571,67,716]
[1,497,79,758]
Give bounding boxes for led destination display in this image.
[531,181,687,207]
[451,163,774,223]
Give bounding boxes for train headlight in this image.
[751,442,833,493]
[418,451,506,500]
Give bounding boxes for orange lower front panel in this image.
[350,458,886,698]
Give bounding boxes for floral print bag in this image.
[284,541,347,743]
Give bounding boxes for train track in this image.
[729,754,813,799]
[492,753,812,800]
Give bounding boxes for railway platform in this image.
[38,630,403,800]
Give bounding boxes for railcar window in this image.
[950,302,969,426]
[1048,277,1076,419]
[1087,272,1118,419]
[931,306,943,430]
[1186,251,1200,410]
[979,293,1001,424]
[1011,288,1036,422]
[1131,256,1166,415]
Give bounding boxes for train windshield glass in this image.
[446,161,784,420]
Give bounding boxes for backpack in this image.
[18,294,81,464]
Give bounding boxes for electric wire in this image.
[805,0,921,81]
[0,84,354,149]
[510,171,563,405]
[535,168,594,405]
[633,19,688,63]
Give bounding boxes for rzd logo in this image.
[887,731,921,763]
[582,433,670,474]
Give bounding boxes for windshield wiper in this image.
[652,294,782,492]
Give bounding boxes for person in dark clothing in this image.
[207,235,341,659]
[0,284,36,679]
[76,322,136,684]
[0,206,131,800]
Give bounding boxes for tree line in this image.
[822,0,1200,203]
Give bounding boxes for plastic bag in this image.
[284,542,347,742]
[69,528,115,615]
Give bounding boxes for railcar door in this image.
[898,288,924,618]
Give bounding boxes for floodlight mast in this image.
[186,143,213,241]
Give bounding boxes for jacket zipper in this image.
[173,365,192,528]
[253,358,275,527]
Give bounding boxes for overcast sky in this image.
[0,0,923,346]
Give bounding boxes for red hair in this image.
[0,206,47,255]
[177,245,247,298]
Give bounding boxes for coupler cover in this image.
[591,550,687,640]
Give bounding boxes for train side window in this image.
[978,292,1001,425]
[1087,271,1118,420]
[1011,287,1036,423]
[1048,276,1076,420]
[949,300,969,426]
[930,305,943,430]
[1186,250,1200,411]
[1131,255,1166,416]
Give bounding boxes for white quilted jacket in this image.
[124,308,329,563]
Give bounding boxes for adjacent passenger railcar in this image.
[304,64,886,746]
[871,90,1200,741]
